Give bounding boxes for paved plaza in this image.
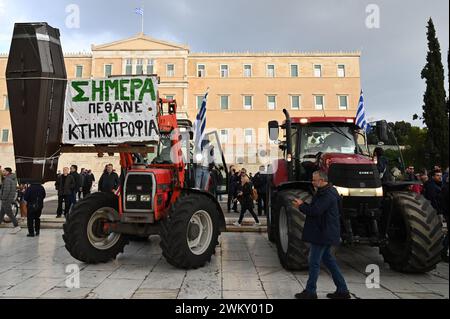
[0,228,448,299]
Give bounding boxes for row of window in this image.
[218,128,257,144]
[195,94,350,111]
[74,60,347,78]
[197,63,346,78]
[2,93,349,112]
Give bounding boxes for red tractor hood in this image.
[321,153,374,169]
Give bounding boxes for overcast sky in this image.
[0,0,448,125]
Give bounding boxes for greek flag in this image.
[356,90,369,132]
[193,92,208,153]
[135,7,144,16]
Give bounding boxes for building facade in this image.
[0,33,361,174]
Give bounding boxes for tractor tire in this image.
[274,189,312,270]
[266,186,276,243]
[381,191,444,273]
[62,192,129,264]
[160,193,220,269]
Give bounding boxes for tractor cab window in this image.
[203,131,229,196]
[153,135,173,164]
[356,129,370,156]
[299,125,357,161]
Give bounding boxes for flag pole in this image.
[141,3,144,34]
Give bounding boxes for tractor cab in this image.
[269,114,374,185]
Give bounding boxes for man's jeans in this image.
[0,200,19,227]
[195,166,210,190]
[305,244,349,294]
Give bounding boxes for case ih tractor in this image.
[265,109,444,273]
[6,22,228,270]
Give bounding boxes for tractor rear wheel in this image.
[160,193,220,269]
[381,191,444,273]
[274,189,312,270]
[266,186,276,243]
[63,192,129,264]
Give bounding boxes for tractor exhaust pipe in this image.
[283,109,293,181]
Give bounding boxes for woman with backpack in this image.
[233,174,260,227]
[23,183,46,237]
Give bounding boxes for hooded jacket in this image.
[0,173,17,202]
[299,184,342,246]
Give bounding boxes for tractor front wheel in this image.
[274,189,312,270]
[160,193,220,269]
[62,192,129,264]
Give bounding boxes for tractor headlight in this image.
[140,195,151,202]
[335,187,350,197]
[127,194,137,202]
[375,187,384,197]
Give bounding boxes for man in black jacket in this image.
[293,170,350,300]
[99,164,119,193]
[253,165,267,216]
[55,167,76,217]
[424,170,443,211]
[82,170,95,197]
[24,183,46,237]
[227,166,237,212]
[70,165,81,205]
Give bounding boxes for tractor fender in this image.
[181,188,227,232]
[273,181,312,194]
[383,181,420,193]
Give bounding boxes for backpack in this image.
[251,187,258,201]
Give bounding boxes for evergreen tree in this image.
[421,18,448,167]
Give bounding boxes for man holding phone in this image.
[292,170,350,300]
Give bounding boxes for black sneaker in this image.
[326,291,351,299]
[295,290,318,299]
[26,234,35,238]
[35,232,40,237]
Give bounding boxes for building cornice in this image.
[1,49,361,59]
[189,51,361,58]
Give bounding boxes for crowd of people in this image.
[227,165,268,227]
[0,163,121,238]
[55,165,96,218]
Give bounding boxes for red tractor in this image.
[266,109,444,273]
[62,98,229,269]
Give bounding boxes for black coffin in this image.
[5,22,67,183]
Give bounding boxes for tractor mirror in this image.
[268,121,279,141]
[376,121,389,143]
